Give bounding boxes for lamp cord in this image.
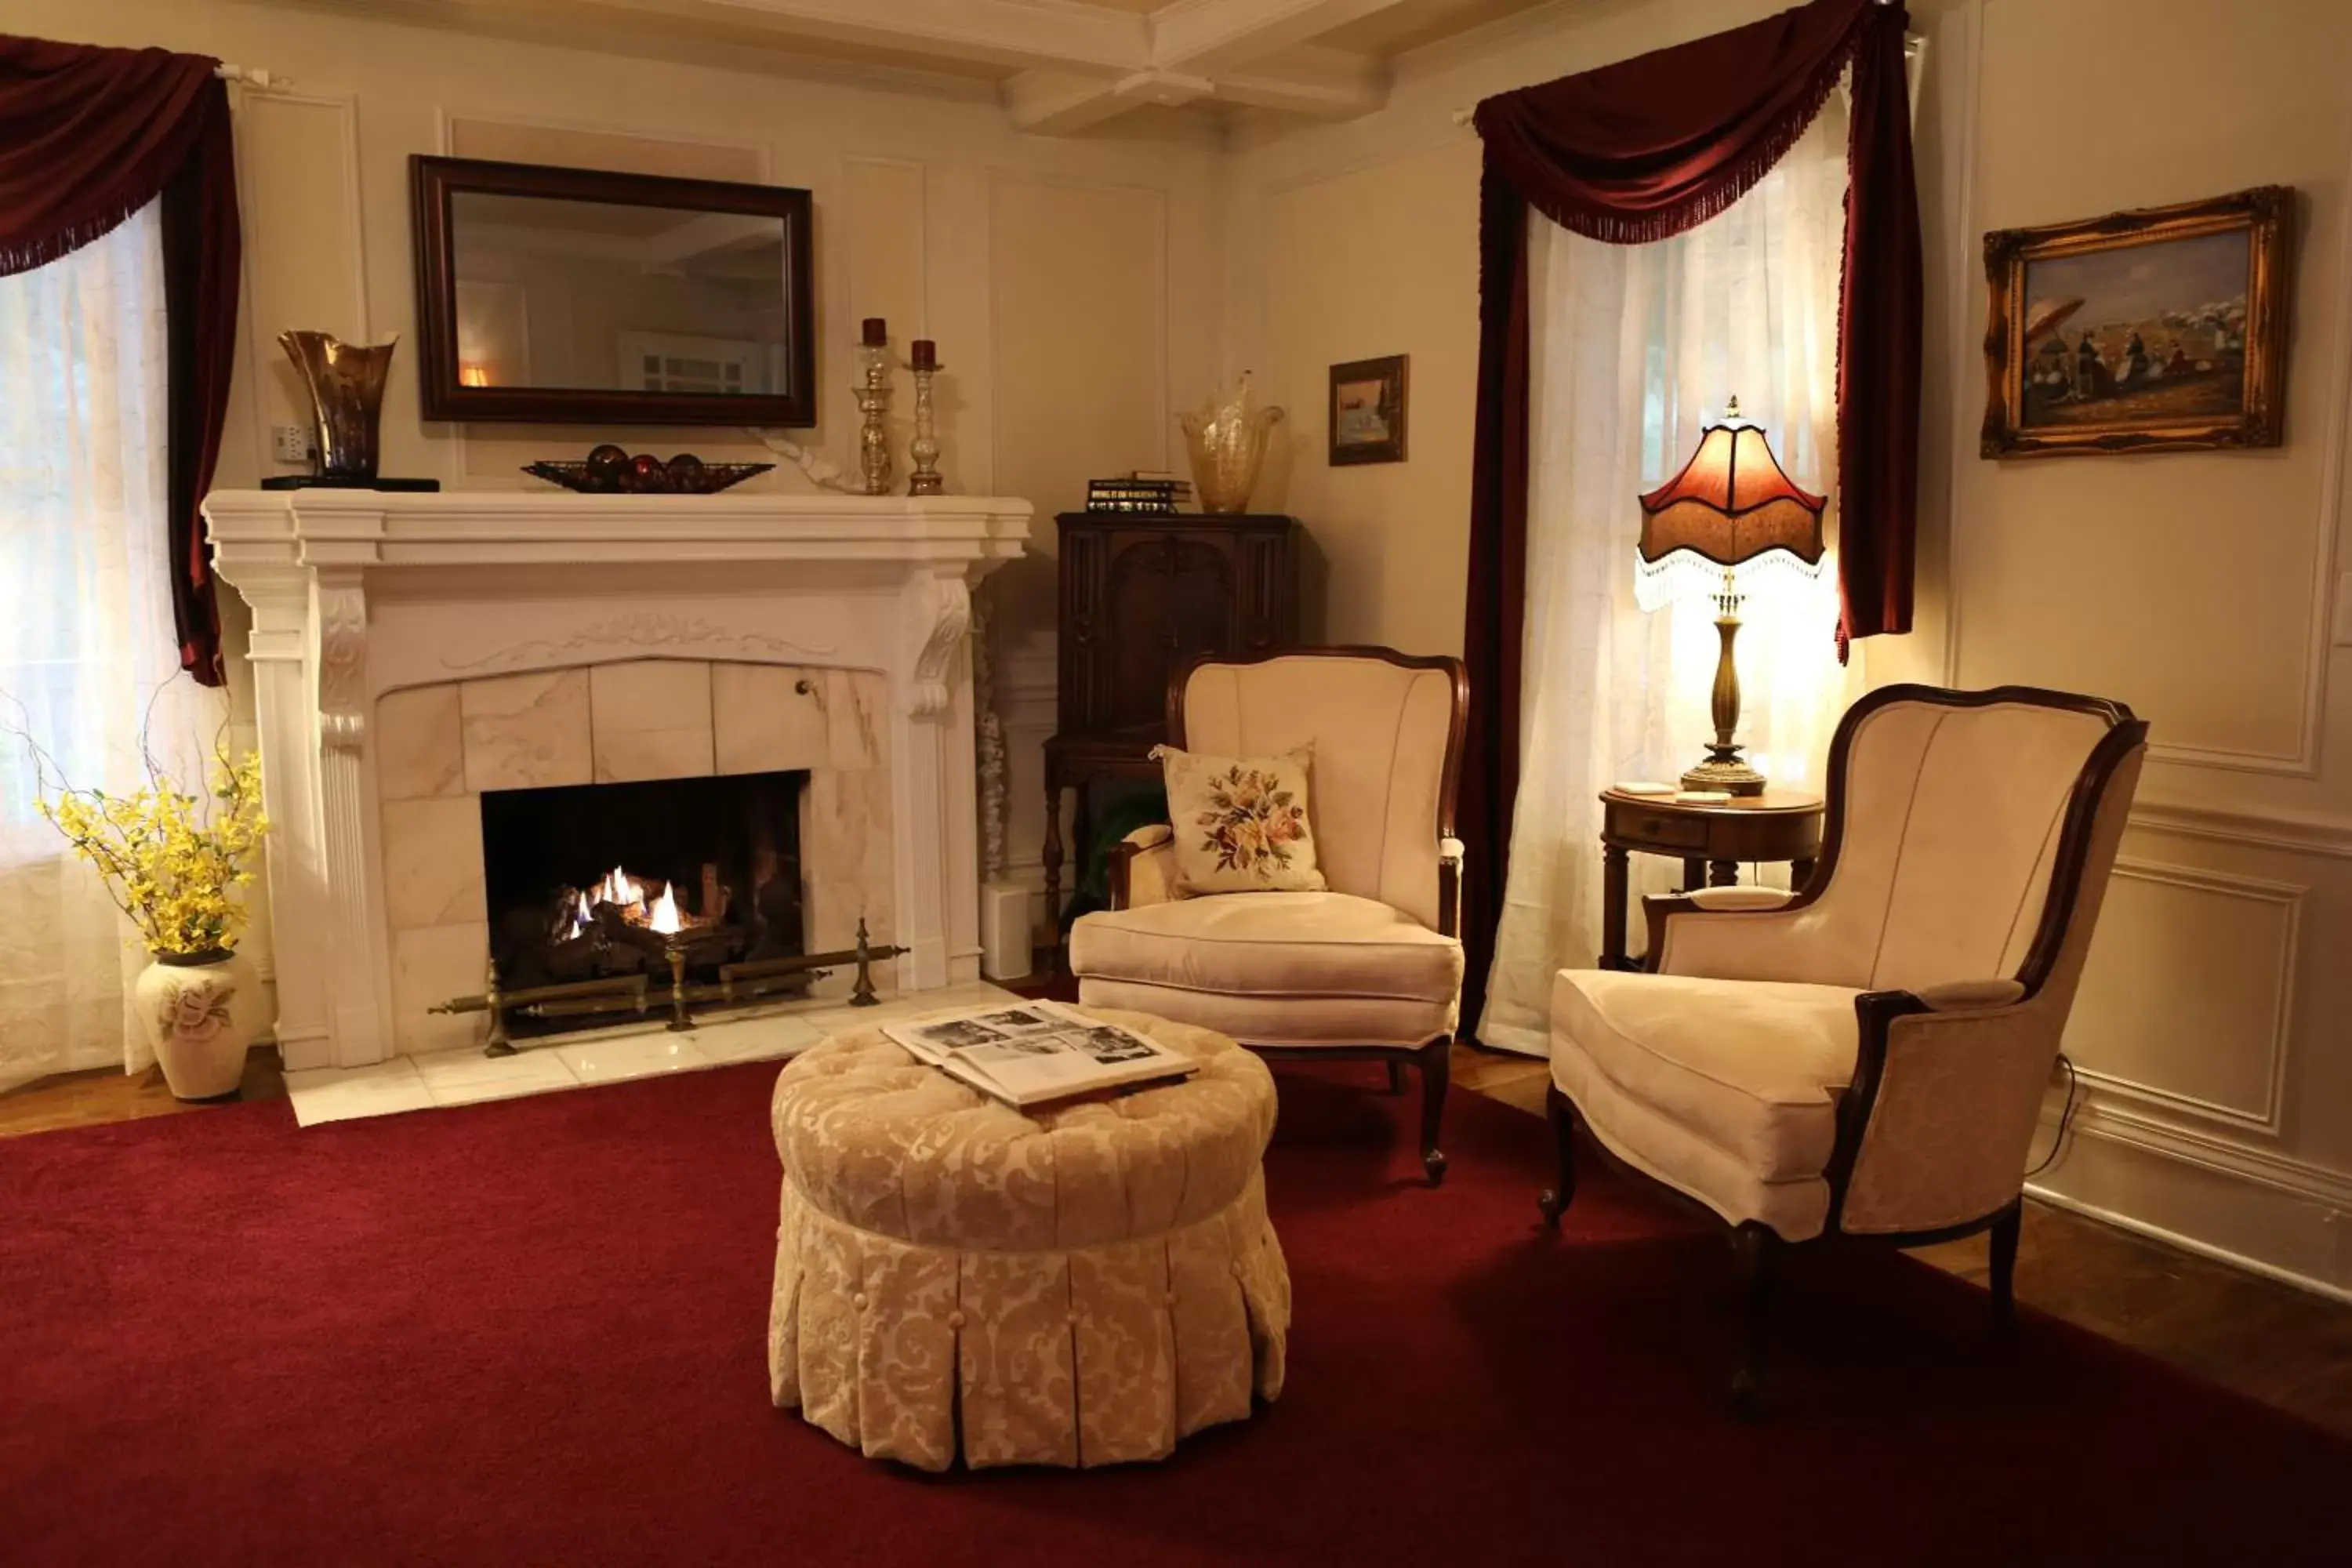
[2024,1052,2080,1179]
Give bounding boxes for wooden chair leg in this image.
[1537,1086,1577,1230]
[1415,1040,1449,1186]
[1386,1060,1406,1096]
[1989,1200,2022,1334]
[1729,1223,1780,1419]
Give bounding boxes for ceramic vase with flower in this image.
[136,948,265,1100]
[37,745,271,1102]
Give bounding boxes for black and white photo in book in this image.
[884,1001,1197,1108]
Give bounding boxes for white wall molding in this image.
[2129,797,2352,860]
[2034,1094,2352,1301]
[230,89,369,479]
[2071,856,2303,1137]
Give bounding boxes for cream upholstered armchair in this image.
[1069,648,1469,1185]
[1540,684,2147,1408]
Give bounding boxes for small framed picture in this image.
[1982,187,2293,458]
[1329,354,1408,466]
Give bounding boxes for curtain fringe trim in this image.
[1486,16,1867,249]
[0,201,151,279]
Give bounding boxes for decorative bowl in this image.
[522,452,774,495]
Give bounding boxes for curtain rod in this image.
[215,63,295,91]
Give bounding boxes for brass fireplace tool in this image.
[437,918,908,1057]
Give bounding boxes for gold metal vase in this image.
[279,330,398,481]
[1178,375,1283,514]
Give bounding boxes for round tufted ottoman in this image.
[767,1007,1290,1471]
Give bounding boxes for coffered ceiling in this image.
[291,0,1555,134]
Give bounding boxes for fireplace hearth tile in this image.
[282,983,1028,1127]
[463,669,593,793]
[713,663,829,775]
[376,686,466,801]
[412,1045,579,1106]
[285,1056,434,1127]
[554,1033,713,1083]
[802,767,896,953]
[592,727,719,785]
[381,797,488,930]
[822,669,890,770]
[392,922,491,1054]
[590,661,715,783]
[690,1014,826,1065]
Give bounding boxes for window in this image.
[0,202,224,1083]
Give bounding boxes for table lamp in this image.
[1635,397,1826,797]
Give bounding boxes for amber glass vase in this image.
[1178,375,1284,514]
[279,330,398,480]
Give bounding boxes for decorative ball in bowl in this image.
[523,445,773,494]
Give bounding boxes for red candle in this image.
[910,339,937,371]
[860,317,887,347]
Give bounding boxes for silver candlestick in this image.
[855,318,895,496]
[907,340,944,496]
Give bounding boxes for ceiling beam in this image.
[1210,45,1385,120]
[1149,0,1407,74]
[1002,67,1132,136]
[675,0,1152,72]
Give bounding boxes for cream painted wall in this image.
[1226,0,2352,1297]
[1939,0,2352,1298]
[15,0,1225,948]
[1253,142,1483,654]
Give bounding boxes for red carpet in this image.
[3,1061,2343,1566]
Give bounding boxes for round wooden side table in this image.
[1597,787,1825,970]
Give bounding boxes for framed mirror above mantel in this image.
[408,155,817,426]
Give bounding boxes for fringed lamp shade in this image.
[1636,401,1826,797]
[1634,401,1826,612]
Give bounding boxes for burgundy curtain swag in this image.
[1457,0,1922,1036]
[0,35,242,687]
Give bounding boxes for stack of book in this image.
[1085,470,1192,514]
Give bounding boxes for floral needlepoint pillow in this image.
[1152,743,1327,895]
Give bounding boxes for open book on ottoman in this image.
[884,1001,1199,1108]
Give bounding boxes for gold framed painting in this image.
[1329,354,1407,465]
[1981,186,2292,458]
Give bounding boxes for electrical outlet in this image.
[271,423,315,465]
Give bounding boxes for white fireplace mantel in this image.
[204,488,1032,1071]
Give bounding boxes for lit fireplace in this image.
[478,770,806,1037]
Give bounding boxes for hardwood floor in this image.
[0,1048,285,1139]
[1453,1040,2352,1439]
[5,1033,2347,1439]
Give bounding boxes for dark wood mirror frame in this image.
[408,155,817,426]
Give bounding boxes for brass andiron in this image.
[279,330,398,481]
[434,928,909,1051]
[851,917,884,1007]
[666,940,694,1032]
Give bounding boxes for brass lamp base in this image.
[1680,753,1767,797]
[1683,593,1766,797]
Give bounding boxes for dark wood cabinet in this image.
[1044,512,1301,947]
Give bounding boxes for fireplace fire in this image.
[477,770,808,1036]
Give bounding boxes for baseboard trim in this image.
[2030,1094,2352,1302]
[2023,1181,2352,1307]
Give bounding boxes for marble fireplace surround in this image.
[204,489,1032,1071]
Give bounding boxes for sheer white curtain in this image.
[1478,105,1861,1056]
[0,202,227,1087]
